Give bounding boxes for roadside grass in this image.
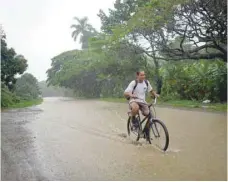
[100,97,227,112]
[2,99,43,109]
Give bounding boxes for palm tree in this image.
[71,17,97,49]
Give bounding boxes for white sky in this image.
[0,0,114,81]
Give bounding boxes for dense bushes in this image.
[15,73,41,100]
[1,84,20,108]
[46,46,227,103]
[1,73,41,108]
[46,0,226,103]
[160,60,227,102]
[1,33,41,108]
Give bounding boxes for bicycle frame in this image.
[137,106,153,131]
[127,97,169,150]
[136,98,157,132]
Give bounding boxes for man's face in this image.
[137,71,146,81]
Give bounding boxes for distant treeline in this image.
[38,81,74,97]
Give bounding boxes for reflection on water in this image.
[1,97,227,180]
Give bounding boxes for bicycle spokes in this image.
[149,120,169,151]
[151,122,160,138]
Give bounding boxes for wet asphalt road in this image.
[1,97,227,180]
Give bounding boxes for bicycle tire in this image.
[148,119,169,151]
[127,116,140,141]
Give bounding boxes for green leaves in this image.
[15,73,41,100]
[160,60,227,102]
[0,31,42,107]
[71,16,98,49]
[46,0,227,102]
[1,85,20,107]
[1,35,28,91]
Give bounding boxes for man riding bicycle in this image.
[124,71,159,128]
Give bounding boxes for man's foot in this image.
[131,117,139,130]
[143,128,150,141]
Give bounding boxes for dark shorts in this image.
[129,101,149,116]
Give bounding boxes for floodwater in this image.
[1,97,227,180]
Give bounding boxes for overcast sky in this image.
[0,0,114,81]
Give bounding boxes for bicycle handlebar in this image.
[148,97,157,107]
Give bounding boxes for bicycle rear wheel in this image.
[127,116,140,141]
[148,119,169,151]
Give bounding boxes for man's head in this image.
[136,71,146,82]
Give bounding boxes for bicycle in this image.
[127,97,169,151]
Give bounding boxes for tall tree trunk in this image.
[151,40,162,94]
[154,59,162,94]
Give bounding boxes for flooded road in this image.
[1,97,227,180]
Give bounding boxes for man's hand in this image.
[130,93,138,98]
[124,92,137,99]
[150,90,160,98]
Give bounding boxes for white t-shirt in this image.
[124,80,153,103]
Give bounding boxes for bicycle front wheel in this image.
[127,116,140,141]
[148,119,169,151]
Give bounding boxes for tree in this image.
[126,0,227,61]
[15,73,41,100]
[47,0,227,102]
[38,81,74,97]
[1,83,20,107]
[160,60,227,102]
[97,0,138,34]
[0,24,4,38]
[100,0,227,94]
[98,0,167,93]
[71,17,97,49]
[1,34,28,91]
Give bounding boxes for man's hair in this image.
[136,71,144,76]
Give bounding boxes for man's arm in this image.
[147,81,159,98]
[124,92,133,98]
[124,81,136,98]
[150,90,159,98]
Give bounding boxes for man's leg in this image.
[138,103,150,138]
[129,101,139,116]
[129,101,139,126]
[139,103,150,117]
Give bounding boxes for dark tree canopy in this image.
[1,35,28,90]
[15,73,41,100]
[46,0,227,103]
[161,0,227,61]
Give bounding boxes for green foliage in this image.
[46,0,227,105]
[1,73,42,108]
[38,81,74,97]
[1,84,20,108]
[1,36,28,91]
[101,97,227,112]
[71,16,97,49]
[98,0,138,34]
[0,32,37,108]
[15,73,41,100]
[160,60,227,102]
[8,99,43,109]
[46,38,152,98]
